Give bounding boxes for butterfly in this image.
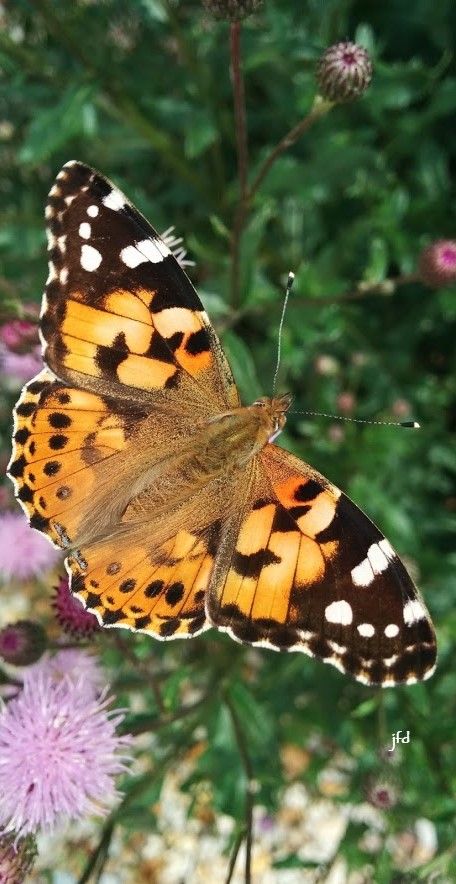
[7,161,437,686]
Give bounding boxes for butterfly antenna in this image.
[291,410,420,429]
[272,271,295,394]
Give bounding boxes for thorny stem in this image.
[224,690,254,884]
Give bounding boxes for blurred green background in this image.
[0,1,455,881]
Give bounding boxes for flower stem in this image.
[224,689,254,884]
[248,95,333,201]
[230,22,249,202]
[229,21,249,309]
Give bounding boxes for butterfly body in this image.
[8,161,437,686]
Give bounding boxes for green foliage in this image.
[0,0,455,880]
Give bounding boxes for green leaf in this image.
[19,84,96,165]
[184,111,218,159]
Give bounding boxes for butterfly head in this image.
[252,393,293,443]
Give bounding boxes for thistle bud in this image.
[316,41,372,103]
[202,0,263,21]
[418,239,456,289]
[52,575,100,638]
[0,833,37,883]
[0,620,47,666]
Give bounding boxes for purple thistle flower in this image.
[25,649,106,700]
[0,668,132,839]
[0,346,43,386]
[0,318,38,352]
[52,575,100,639]
[0,512,59,581]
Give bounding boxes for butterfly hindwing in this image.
[67,524,224,639]
[207,445,436,686]
[43,161,239,409]
[8,368,139,548]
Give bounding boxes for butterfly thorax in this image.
[202,392,292,473]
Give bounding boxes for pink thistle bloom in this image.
[0,669,132,839]
[52,575,101,639]
[0,319,38,352]
[0,345,43,386]
[25,649,105,700]
[418,239,456,288]
[0,512,59,581]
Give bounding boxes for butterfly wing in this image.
[43,161,239,410]
[9,161,239,549]
[207,445,436,686]
[66,521,224,639]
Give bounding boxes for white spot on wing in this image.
[325,600,353,625]
[327,639,347,654]
[59,267,68,285]
[379,538,395,559]
[102,188,125,211]
[403,599,426,625]
[57,235,67,254]
[120,245,147,268]
[87,204,99,217]
[357,622,375,638]
[384,623,399,638]
[81,244,102,272]
[64,194,76,206]
[367,542,389,574]
[136,237,171,262]
[351,541,393,587]
[79,222,91,239]
[351,558,374,587]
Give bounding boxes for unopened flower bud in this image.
[0,833,37,883]
[0,620,47,666]
[202,0,263,21]
[316,41,372,103]
[53,575,100,639]
[418,239,456,289]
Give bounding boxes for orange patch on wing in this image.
[152,307,201,338]
[295,536,325,585]
[235,504,275,555]
[104,290,153,325]
[294,495,336,538]
[251,531,301,623]
[116,354,176,389]
[63,300,153,353]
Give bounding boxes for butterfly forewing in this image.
[43,161,239,409]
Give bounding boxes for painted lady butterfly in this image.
[8,162,437,686]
